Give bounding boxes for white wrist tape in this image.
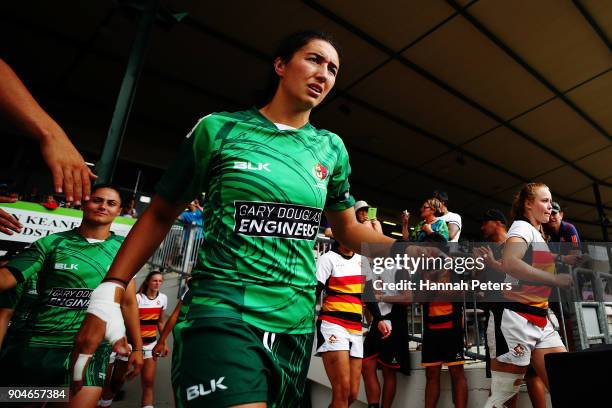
[484,371,524,408]
[86,282,126,345]
[73,353,92,382]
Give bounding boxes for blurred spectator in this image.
[434,191,462,242]
[40,194,58,210]
[420,268,467,408]
[121,197,138,219]
[178,200,203,227]
[354,200,382,233]
[413,198,448,242]
[545,202,581,256]
[400,210,410,241]
[322,218,333,238]
[178,200,204,241]
[362,262,410,408]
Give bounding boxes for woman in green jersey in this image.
[73,31,396,408]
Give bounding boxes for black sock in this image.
[368,404,380,408]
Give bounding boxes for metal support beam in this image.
[593,183,610,241]
[96,0,159,183]
[572,0,612,51]
[303,0,612,188]
[445,0,611,143]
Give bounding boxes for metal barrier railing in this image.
[148,230,612,356]
[148,223,205,277]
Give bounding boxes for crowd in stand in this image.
[316,188,582,408]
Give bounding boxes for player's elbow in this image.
[0,269,18,292]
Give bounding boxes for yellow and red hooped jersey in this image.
[503,220,555,328]
[137,292,168,344]
[316,250,367,334]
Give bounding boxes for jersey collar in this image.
[250,106,315,133]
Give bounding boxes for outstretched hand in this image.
[0,195,21,234]
[39,131,96,204]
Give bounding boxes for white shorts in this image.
[108,342,157,362]
[108,344,131,364]
[316,320,363,358]
[142,341,157,359]
[487,308,564,366]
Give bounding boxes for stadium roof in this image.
[2,0,611,239]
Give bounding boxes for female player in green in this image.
[72,31,396,407]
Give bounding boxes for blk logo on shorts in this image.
[329,335,338,344]
[55,263,78,271]
[186,377,228,401]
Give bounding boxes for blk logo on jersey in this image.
[234,201,322,240]
[186,377,228,401]
[233,161,271,172]
[55,263,78,271]
[313,163,328,181]
[47,287,93,309]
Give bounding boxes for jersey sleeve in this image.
[447,213,462,228]
[155,116,216,204]
[316,253,334,285]
[325,137,355,212]
[507,220,534,244]
[6,241,48,283]
[161,294,168,311]
[566,223,581,246]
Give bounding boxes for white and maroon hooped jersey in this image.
[137,292,168,344]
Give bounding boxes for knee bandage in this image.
[73,353,93,382]
[87,282,126,345]
[484,371,524,408]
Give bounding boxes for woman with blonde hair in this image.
[484,183,572,408]
[413,197,448,242]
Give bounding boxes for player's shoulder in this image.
[563,221,578,233]
[318,249,338,262]
[196,109,256,127]
[110,233,126,244]
[507,220,539,242]
[311,125,345,146]
[35,229,76,249]
[448,211,462,222]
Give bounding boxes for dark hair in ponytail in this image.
[258,30,342,106]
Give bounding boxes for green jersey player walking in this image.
[72,31,396,407]
[0,185,143,407]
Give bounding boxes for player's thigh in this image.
[67,386,102,408]
[171,318,274,408]
[141,357,157,384]
[531,346,565,389]
[322,350,351,387]
[349,357,362,394]
[268,330,313,407]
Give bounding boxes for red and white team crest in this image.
[513,343,525,357]
[313,163,328,181]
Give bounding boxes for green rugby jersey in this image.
[156,108,354,334]
[0,274,38,341]
[6,229,124,348]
